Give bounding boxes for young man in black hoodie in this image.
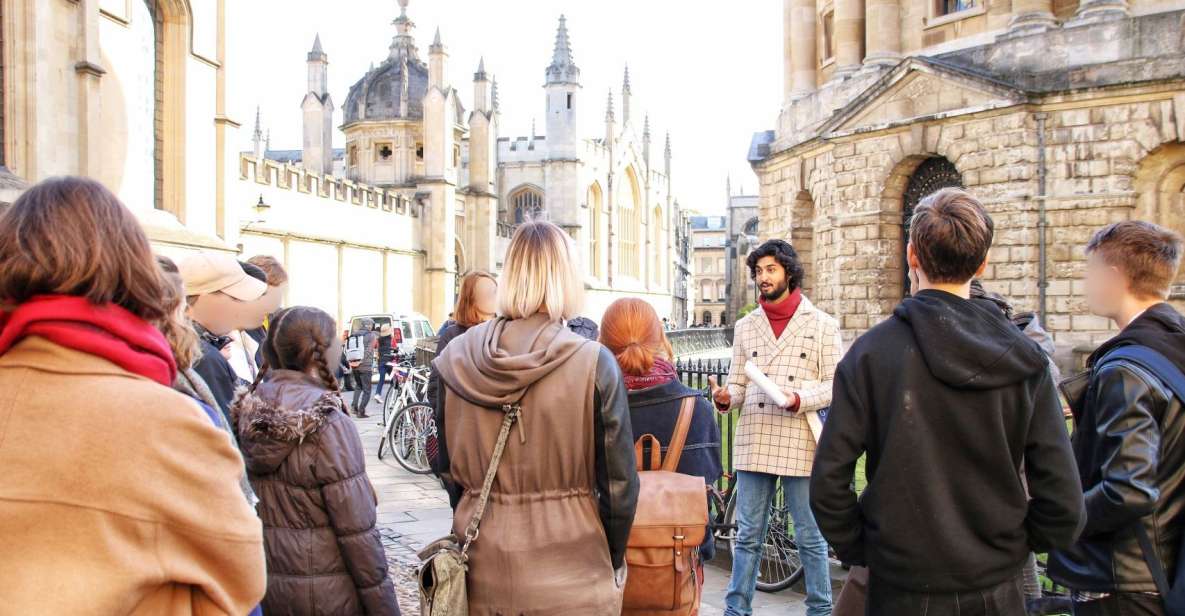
[810,187,1084,615]
[1049,221,1185,616]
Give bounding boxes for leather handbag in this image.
[622,396,709,615]
[417,402,522,616]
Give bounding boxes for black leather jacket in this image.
[1049,356,1185,592]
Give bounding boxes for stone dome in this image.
[343,57,429,124]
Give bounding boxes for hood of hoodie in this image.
[231,369,345,475]
[1089,302,1185,370]
[893,289,1049,389]
[432,314,591,409]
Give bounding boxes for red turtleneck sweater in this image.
[760,288,802,339]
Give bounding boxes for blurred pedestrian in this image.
[431,222,639,613]
[232,306,400,615]
[1049,221,1185,616]
[0,177,265,614]
[427,270,498,506]
[345,317,378,417]
[374,322,396,403]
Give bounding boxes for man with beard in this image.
[708,238,841,616]
[809,188,1083,616]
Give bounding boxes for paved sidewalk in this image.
[350,395,808,616]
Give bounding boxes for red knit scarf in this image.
[760,288,803,339]
[0,295,177,386]
[624,356,678,391]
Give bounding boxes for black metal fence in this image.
[675,357,735,492]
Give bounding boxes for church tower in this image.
[544,15,580,161]
[422,25,460,324]
[301,34,334,175]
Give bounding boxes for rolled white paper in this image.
[744,362,789,408]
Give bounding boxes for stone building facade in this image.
[690,215,729,326]
[725,183,761,323]
[751,0,1185,361]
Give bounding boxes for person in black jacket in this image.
[427,270,498,507]
[810,188,1084,616]
[1049,221,1185,616]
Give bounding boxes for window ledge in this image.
[924,4,986,29]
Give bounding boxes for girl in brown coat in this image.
[232,306,401,615]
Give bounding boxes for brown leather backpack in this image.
[622,396,709,615]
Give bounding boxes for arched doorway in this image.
[703,310,713,326]
[509,185,544,224]
[789,191,816,296]
[900,157,963,296]
[618,167,642,278]
[1134,142,1185,298]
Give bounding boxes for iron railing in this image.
[675,357,734,491]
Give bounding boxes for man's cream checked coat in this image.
[725,295,843,477]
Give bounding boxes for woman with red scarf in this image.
[599,297,723,562]
[0,177,265,615]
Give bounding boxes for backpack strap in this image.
[661,396,697,472]
[1099,345,1185,405]
[634,434,663,471]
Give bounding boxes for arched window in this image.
[588,183,603,279]
[652,206,664,286]
[618,167,642,278]
[509,186,544,225]
[902,157,963,296]
[703,311,713,326]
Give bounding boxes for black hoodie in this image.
[810,289,1084,593]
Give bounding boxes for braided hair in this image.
[255,306,341,393]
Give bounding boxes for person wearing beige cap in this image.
[180,251,268,420]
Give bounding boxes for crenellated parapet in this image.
[239,154,424,218]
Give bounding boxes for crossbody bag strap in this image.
[661,396,697,472]
[1134,524,1173,597]
[460,402,522,556]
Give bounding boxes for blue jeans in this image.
[374,358,391,396]
[724,471,832,616]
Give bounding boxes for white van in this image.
[347,312,435,357]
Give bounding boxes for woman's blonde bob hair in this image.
[498,221,585,322]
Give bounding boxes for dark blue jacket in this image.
[626,379,723,482]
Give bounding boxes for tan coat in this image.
[725,296,843,476]
[433,315,637,615]
[0,337,266,615]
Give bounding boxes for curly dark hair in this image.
[746,239,805,292]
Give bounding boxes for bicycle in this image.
[376,364,437,475]
[380,358,422,427]
[708,473,844,593]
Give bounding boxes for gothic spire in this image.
[311,33,323,54]
[643,114,651,140]
[475,56,487,81]
[492,77,500,112]
[389,0,420,62]
[605,88,615,123]
[252,106,262,140]
[623,64,632,94]
[432,27,442,49]
[546,15,580,85]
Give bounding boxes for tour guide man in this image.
[709,238,842,616]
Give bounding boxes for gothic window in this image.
[567,93,573,110]
[619,167,642,278]
[510,186,544,224]
[902,157,963,295]
[453,144,461,168]
[376,143,393,161]
[703,311,713,326]
[347,144,358,167]
[415,143,424,160]
[588,183,604,279]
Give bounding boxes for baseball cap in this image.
[179,252,268,301]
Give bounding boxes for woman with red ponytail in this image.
[599,297,723,562]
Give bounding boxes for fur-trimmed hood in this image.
[231,369,347,475]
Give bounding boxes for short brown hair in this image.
[453,270,497,328]
[1087,220,1183,299]
[156,255,201,370]
[247,254,288,287]
[0,176,173,322]
[909,187,994,284]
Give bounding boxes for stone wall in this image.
[757,90,1185,356]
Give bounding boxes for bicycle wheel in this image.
[381,384,401,427]
[391,403,437,475]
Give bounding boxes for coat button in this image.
[801,353,807,359]
[758,403,765,408]
[788,376,795,382]
[752,351,758,357]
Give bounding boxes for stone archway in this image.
[789,191,816,296]
[883,155,964,298]
[1134,141,1185,297]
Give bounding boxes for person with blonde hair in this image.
[431,222,639,613]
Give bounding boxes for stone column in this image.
[1008,0,1057,34]
[835,0,865,75]
[790,0,819,96]
[1069,0,1129,24]
[864,0,901,67]
[783,0,794,103]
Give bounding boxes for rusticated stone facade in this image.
[751,7,1185,364]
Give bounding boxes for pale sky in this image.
[228,0,782,214]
